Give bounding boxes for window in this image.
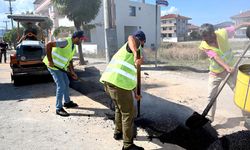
[161,20,166,24]
[129,6,136,16]
[161,34,166,38]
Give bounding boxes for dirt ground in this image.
[0,56,249,150]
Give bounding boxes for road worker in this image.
[100,30,146,150]
[43,31,85,117]
[199,23,250,122]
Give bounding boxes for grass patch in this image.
[143,39,248,69]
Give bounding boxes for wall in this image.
[34,0,159,53]
[90,0,160,52]
[115,0,160,49]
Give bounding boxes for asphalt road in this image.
[1,56,250,150]
[0,59,183,150]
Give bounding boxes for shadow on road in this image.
[0,74,54,101]
[69,107,111,118]
[213,117,245,130]
[142,65,209,73]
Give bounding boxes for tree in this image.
[38,18,54,41]
[52,0,101,65]
[3,27,24,49]
[189,31,201,41]
[53,26,75,38]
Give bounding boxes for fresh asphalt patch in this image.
[70,66,250,150]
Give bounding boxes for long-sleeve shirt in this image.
[204,26,236,76]
[205,26,235,58]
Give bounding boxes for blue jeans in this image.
[48,68,71,110]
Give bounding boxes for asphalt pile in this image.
[208,130,250,150]
[70,66,250,150]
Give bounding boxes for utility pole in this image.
[103,0,118,63]
[104,0,111,63]
[4,0,16,29]
[155,0,168,67]
[155,3,159,67]
[2,21,10,31]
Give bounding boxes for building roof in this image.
[161,14,191,20]
[8,14,48,22]
[231,10,250,19]
[188,23,199,30]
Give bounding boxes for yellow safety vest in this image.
[199,28,235,73]
[100,42,142,90]
[43,37,76,71]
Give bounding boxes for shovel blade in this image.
[185,112,210,129]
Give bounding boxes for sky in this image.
[0,0,34,30]
[147,0,250,26]
[0,0,250,30]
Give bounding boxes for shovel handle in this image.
[53,65,82,81]
[202,43,250,116]
[136,50,141,117]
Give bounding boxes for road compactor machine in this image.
[8,14,50,85]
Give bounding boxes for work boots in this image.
[64,101,78,108]
[56,108,69,117]
[122,144,144,150]
[113,132,123,140]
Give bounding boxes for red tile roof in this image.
[231,10,250,19]
[161,14,191,20]
[188,23,199,30]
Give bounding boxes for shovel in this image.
[136,50,141,117]
[186,34,250,129]
[53,65,84,82]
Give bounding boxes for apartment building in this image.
[231,10,250,38]
[161,14,191,42]
[33,0,160,53]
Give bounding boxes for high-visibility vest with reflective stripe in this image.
[100,43,142,90]
[199,28,235,73]
[43,37,76,71]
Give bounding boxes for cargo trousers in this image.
[207,70,236,122]
[104,82,135,149]
[208,69,250,125]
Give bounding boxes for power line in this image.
[4,0,16,29]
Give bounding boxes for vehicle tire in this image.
[11,73,20,86]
